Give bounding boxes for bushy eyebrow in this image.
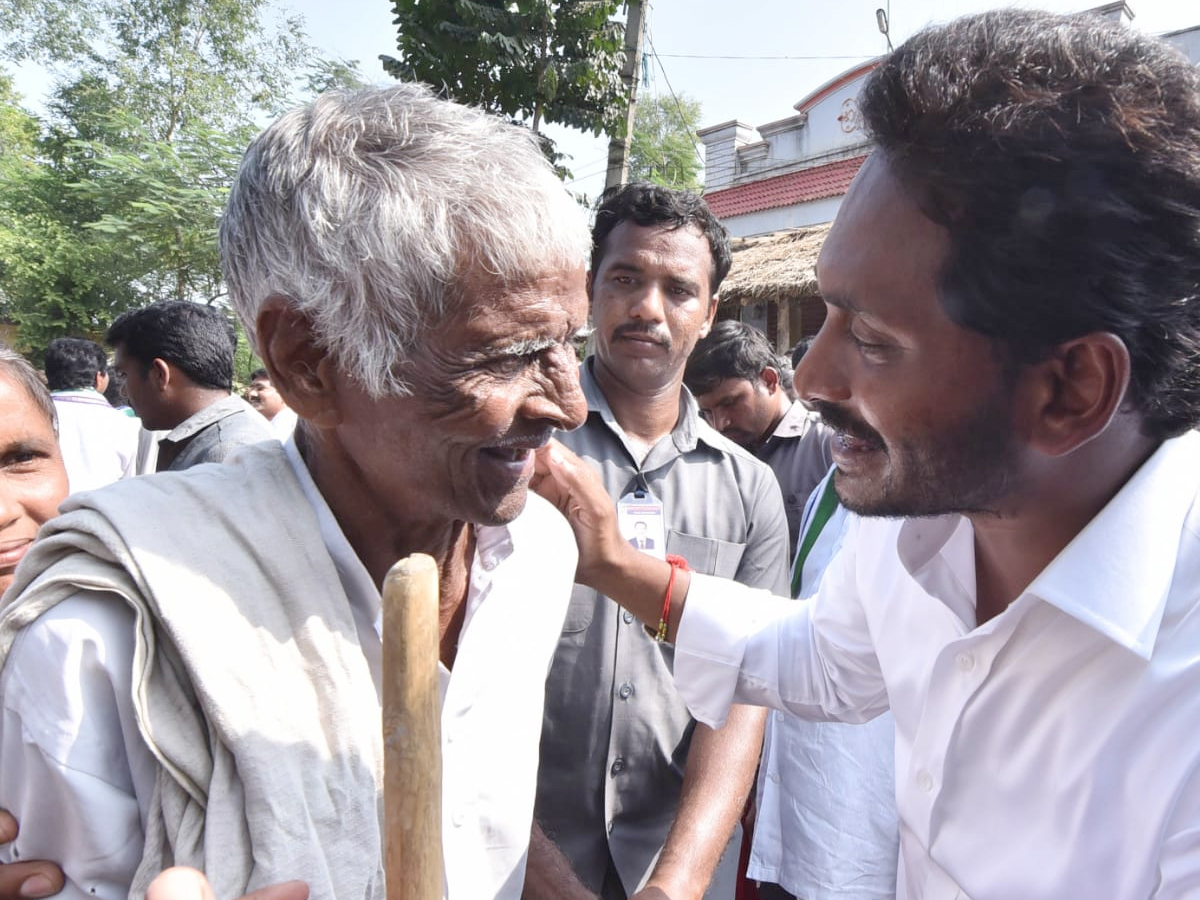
[493,327,588,357]
[496,336,559,356]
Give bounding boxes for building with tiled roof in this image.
[700,2,1199,351]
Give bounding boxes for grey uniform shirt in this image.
[756,401,834,558]
[156,393,273,471]
[537,358,790,899]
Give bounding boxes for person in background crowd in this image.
[0,345,68,597]
[0,82,592,900]
[43,338,142,492]
[245,368,298,441]
[684,322,895,899]
[685,321,831,556]
[528,184,788,900]
[106,302,271,470]
[530,10,1200,899]
[747,460,898,900]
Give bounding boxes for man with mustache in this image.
[531,10,1200,900]
[528,183,789,900]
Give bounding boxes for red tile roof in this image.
[704,155,867,219]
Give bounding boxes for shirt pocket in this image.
[559,585,598,633]
[667,531,745,579]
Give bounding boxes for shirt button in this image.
[768,772,780,784]
[481,555,497,571]
[452,810,465,827]
[623,610,634,624]
[618,682,634,700]
[916,770,934,793]
[611,757,626,775]
[956,653,976,672]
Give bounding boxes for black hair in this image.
[684,320,786,397]
[44,337,107,392]
[591,182,733,294]
[106,301,237,391]
[860,9,1200,439]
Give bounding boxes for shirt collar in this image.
[281,430,519,636]
[163,393,248,443]
[889,431,1200,658]
[578,356,725,459]
[1024,430,1200,659]
[767,401,821,442]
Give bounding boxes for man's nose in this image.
[0,483,22,533]
[793,322,848,405]
[628,285,665,322]
[524,360,587,431]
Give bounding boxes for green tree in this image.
[382,0,628,168]
[629,92,703,192]
[0,0,334,352]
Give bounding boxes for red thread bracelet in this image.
[654,554,691,642]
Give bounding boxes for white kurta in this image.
[676,430,1200,900]
[0,438,576,900]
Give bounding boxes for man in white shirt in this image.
[245,368,298,440]
[43,337,142,492]
[0,83,592,900]
[532,10,1200,900]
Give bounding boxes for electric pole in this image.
[604,0,646,191]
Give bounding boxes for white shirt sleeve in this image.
[674,518,889,728]
[0,593,157,900]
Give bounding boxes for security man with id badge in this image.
[529,184,789,900]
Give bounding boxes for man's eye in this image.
[850,332,888,354]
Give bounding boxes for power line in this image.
[654,53,874,61]
[643,30,704,165]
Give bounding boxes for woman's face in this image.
[0,374,67,595]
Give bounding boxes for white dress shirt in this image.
[748,469,898,900]
[0,437,576,900]
[675,430,1200,900]
[51,390,142,492]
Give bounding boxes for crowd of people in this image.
[0,7,1198,900]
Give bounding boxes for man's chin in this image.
[473,486,530,528]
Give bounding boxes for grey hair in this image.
[0,345,57,434]
[219,82,591,398]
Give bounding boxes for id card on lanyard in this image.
[617,488,666,560]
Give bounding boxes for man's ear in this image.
[149,358,172,392]
[256,295,343,429]
[699,295,719,339]
[759,366,781,394]
[1017,332,1131,457]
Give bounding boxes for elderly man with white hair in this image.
[0,83,591,900]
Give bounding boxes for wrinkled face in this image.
[590,222,718,394]
[0,375,68,595]
[695,374,782,449]
[797,154,1021,518]
[247,377,285,419]
[112,345,164,429]
[331,263,589,527]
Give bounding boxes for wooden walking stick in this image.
[382,554,443,900]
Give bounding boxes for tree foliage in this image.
[629,92,703,192]
[0,0,344,353]
[383,0,628,147]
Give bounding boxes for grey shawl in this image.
[0,443,385,900]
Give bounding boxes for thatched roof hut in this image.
[719,223,831,351]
